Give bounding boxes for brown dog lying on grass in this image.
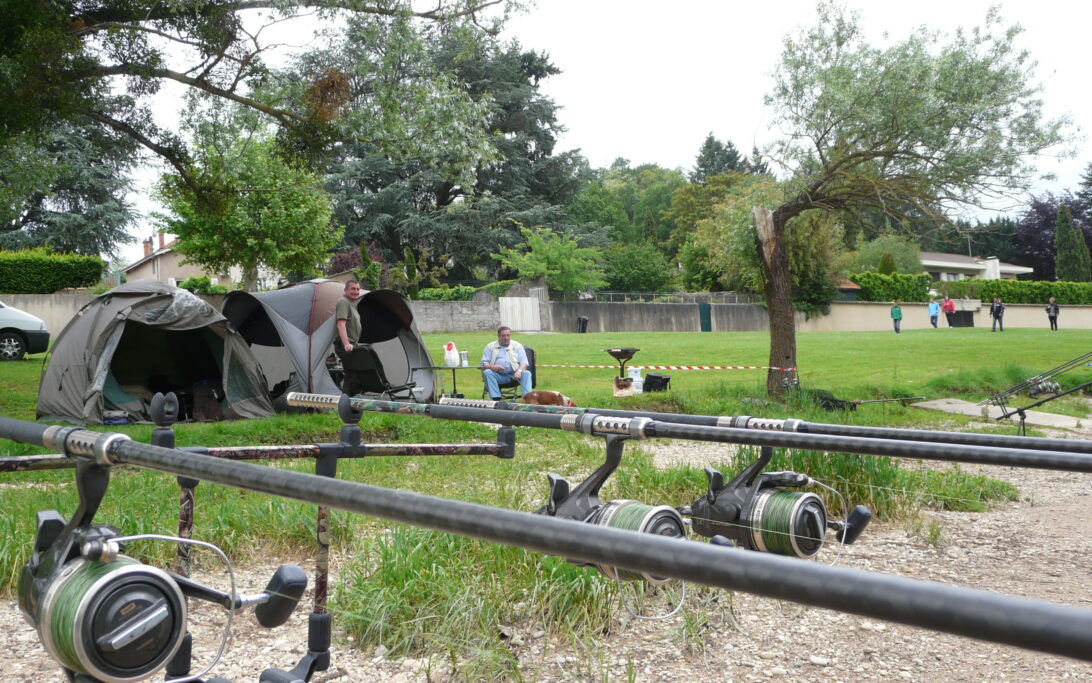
[519,390,576,407]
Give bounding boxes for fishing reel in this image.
[686,446,872,558]
[537,435,686,583]
[18,459,308,683]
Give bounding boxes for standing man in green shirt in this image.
[890,302,903,334]
[335,280,366,396]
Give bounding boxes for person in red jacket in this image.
[941,296,956,327]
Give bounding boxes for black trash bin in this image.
[577,316,589,333]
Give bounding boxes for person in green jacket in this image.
[890,302,903,334]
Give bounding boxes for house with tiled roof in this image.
[122,233,281,290]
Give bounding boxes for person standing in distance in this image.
[481,326,532,400]
[927,297,940,328]
[890,301,903,334]
[1045,296,1060,331]
[941,295,956,327]
[335,280,366,396]
[989,297,1005,332]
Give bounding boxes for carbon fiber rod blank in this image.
[435,396,1092,455]
[1,415,1092,661]
[0,442,506,472]
[286,394,1092,473]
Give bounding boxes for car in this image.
[0,300,50,361]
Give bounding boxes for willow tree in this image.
[755,4,1068,396]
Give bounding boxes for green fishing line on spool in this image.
[39,556,186,681]
[43,557,138,672]
[751,490,826,558]
[589,500,686,583]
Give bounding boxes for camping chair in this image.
[482,347,536,400]
[345,343,417,400]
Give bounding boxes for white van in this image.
[0,300,50,360]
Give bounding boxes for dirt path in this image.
[5,431,1092,681]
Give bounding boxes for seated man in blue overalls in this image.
[481,326,532,400]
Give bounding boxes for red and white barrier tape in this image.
[538,364,795,371]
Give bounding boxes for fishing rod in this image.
[286,393,1092,472]
[435,396,1092,455]
[979,350,1092,406]
[0,439,516,472]
[3,413,1092,678]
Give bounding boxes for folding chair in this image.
[344,343,416,400]
[482,347,536,400]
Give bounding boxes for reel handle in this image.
[835,505,872,545]
[255,564,308,628]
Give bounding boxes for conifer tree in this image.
[1054,204,1092,281]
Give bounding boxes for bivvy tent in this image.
[37,280,274,424]
[222,281,435,406]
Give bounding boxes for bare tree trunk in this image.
[754,207,797,398]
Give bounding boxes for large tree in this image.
[1013,193,1089,280]
[1054,204,1092,281]
[755,4,1068,395]
[2,1,510,190]
[315,30,589,280]
[0,122,136,258]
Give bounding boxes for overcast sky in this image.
[122,0,1090,264]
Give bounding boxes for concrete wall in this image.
[408,300,499,333]
[551,302,702,333]
[1,293,96,336]
[7,291,1092,337]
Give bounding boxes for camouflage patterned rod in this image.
[3,414,1092,661]
[0,443,505,472]
[285,393,1092,472]
[435,397,1092,456]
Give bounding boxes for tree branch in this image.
[80,109,196,188]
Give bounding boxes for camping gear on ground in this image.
[612,376,633,397]
[223,281,435,406]
[643,373,670,392]
[37,280,274,424]
[443,341,460,367]
[604,347,639,377]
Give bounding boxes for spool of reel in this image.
[587,500,686,583]
[748,490,827,558]
[38,556,186,682]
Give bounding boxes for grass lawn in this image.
[0,328,1087,676]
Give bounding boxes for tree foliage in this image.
[602,242,676,292]
[157,128,339,291]
[566,161,686,257]
[690,134,745,184]
[693,175,842,314]
[1013,193,1090,280]
[1054,204,1092,282]
[755,3,1069,395]
[316,30,589,281]
[492,226,605,296]
[850,234,922,275]
[0,123,136,258]
[2,1,511,190]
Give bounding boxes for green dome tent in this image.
[37,280,274,424]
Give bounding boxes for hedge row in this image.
[935,279,1092,305]
[416,285,477,301]
[416,280,517,301]
[0,249,103,294]
[850,272,931,302]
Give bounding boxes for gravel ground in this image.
[5,426,1092,681]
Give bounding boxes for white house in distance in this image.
[919,251,1034,282]
[123,233,281,290]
